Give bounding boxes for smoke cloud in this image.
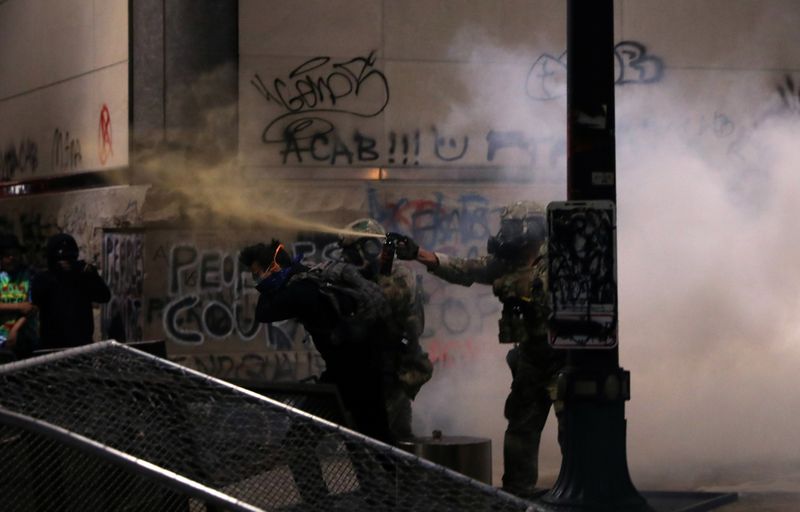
[618,94,800,491]
[411,27,800,494]
[117,62,374,241]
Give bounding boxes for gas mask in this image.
[341,237,383,275]
[487,214,546,259]
[339,218,387,277]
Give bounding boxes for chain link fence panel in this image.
[0,342,533,511]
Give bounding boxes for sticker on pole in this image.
[547,200,618,349]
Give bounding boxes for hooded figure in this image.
[46,232,80,271]
[240,239,394,445]
[31,233,111,350]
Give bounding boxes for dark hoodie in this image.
[253,260,393,444]
[31,234,111,349]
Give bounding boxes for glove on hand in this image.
[390,233,419,260]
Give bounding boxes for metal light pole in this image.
[536,1,651,510]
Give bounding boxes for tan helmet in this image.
[500,200,545,222]
[339,218,386,269]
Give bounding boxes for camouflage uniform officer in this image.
[339,218,433,440]
[395,201,562,498]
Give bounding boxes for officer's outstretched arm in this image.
[393,232,501,285]
[415,248,439,270]
[391,233,439,270]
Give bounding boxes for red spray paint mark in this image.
[99,104,113,165]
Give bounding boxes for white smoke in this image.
[618,91,800,490]
[411,24,800,493]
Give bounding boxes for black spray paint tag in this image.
[547,200,618,349]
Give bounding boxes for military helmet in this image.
[500,200,546,241]
[339,218,386,269]
[340,218,386,246]
[488,200,546,257]
[500,200,545,222]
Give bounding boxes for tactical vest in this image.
[492,258,549,347]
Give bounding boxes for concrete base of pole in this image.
[536,367,650,511]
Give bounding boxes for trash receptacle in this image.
[398,430,492,485]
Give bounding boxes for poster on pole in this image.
[547,200,618,349]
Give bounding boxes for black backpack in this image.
[291,261,391,345]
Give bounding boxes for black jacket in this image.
[31,261,111,349]
[253,263,392,443]
[254,264,358,364]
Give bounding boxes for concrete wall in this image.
[0,0,129,180]
[239,0,798,179]
[129,0,238,155]
[239,0,568,178]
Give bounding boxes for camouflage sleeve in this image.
[380,265,424,347]
[429,252,503,286]
[532,247,549,308]
[528,255,550,340]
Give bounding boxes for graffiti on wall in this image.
[156,233,349,346]
[367,187,500,257]
[776,74,800,116]
[170,350,324,382]
[98,104,114,165]
[364,187,506,364]
[160,244,261,345]
[0,195,139,275]
[250,51,558,167]
[274,124,486,166]
[251,50,390,144]
[277,125,568,168]
[526,40,664,101]
[0,212,66,270]
[1,138,38,182]
[152,240,327,380]
[708,73,800,204]
[248,49,605,168]
[102,232,144,342]
[52,128,82,171]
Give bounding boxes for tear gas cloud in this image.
[134,153,371,238]
[119,61,377,241]
[618,103,800,490]
[411,29,800,492]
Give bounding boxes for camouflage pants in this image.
[384,346,434,440]
[501,345,560,496]
[385,383,413,440]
